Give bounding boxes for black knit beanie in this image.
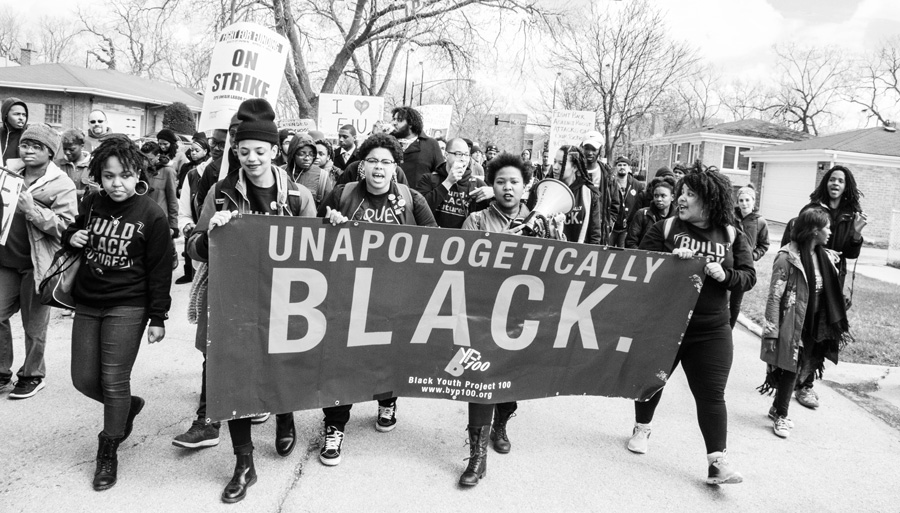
[157,128,178,145]
[191,131,210,152]
[234,99,278,145]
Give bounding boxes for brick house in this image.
[743,126,900,243]
[0,63,202,139]
[635,119,810,188]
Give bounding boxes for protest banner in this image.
[278,119,316,133]
[418,104,453,139]
[0,166,24,246]
[206,216,705,422]
[317,93,385,140]
[198,22,289,133]
[548,109,596,158]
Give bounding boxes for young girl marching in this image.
[65,135,173,491]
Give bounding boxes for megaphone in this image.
[517,178,575,237]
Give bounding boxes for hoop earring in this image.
[135,180,149,196]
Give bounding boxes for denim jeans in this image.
[0,266,50,381]
[634,322,734,453]
[71,305,147,437]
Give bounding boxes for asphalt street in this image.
[2,257,899,513]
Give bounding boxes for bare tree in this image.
[848,37,900,126]
[35,16,82,63]
[79,0,182,78]
[551,0,698,159]
[719,79,776,122]
[761,43,852,135]
[269,0,554,118]
[0,6,23,64]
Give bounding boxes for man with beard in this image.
[84,110,111,152]
[0,98,28,167]
[580,131,619,243]
[389,106,444,187]
[609,156,645,247]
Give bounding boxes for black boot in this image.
[93,433,123,491]
[221,444,257,503]
[490,409,515,454]
[459,425,489,487]
[275,413,296,457]
[122,396,145,443]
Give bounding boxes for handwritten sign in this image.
[548,110,596,159]
[199,22,289,133]
[317,93,385,140]
[278,119,316,133]
[419,104,453,139]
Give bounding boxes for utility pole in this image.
[402,49,411,105]
[419,62,424,105]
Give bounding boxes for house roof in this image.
[0,63,202,110]
[749,126,900,158]
[667,119,811,142]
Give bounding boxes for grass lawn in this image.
[739,252,900,367]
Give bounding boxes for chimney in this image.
[19,43,35,66]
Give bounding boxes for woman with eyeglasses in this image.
[285,134,334,206]
[315,132,436,467]
[1,124,77,400]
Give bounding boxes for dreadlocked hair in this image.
[88,134,150,184]
[677,160,735,228]
[809,165,863,213]
[558,145,599,194]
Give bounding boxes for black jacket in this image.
[734,207,770,261]
[613,174,646,231]
[781,202,862,284]
[625,204,674,249]
[415,162,488,229]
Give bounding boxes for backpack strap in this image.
[396,183,415,224]
[726,224,736,245]
[663,217,675,239]
[315,167,328,203]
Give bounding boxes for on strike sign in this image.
[317,93,385,140]
[199,22,289,133]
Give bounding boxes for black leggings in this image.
[634,322,733,454]
[468,402,517,425]
[773,370,799,417]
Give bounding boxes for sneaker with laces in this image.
[375,403,397,432]
[172,421,220,449]
[627,423,651,454]
[706,451,743,485]
[767,406,794,428]
[795,387,819,409]
[9,378,45,399]
[250,413,270,424]
[319,426,344,466]
[772,416,792,438]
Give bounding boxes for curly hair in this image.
[88,135,150,184]
[355,132,404,166]
[791,205,830,245]
[486,152,532,184]
[315,139,334,163]
[390,106,424,136]
[809,165,863,212]
[676,161,735,228]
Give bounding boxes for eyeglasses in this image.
[364,157,396,166]
[18,142,46,152]
[211,141,226,149]
[88,119,104,124]
[447,151,470,158]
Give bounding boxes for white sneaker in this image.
[773,416,792,439]
[250,413,270,424]
[627,423,651,454]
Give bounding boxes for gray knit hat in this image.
[21,123,60,157]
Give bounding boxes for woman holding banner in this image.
[187,99,317,504]
[629,162,755,485]
[317,132,436,467]
[458,152,563,487]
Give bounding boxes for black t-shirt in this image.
[0,209,31,270]
[244,181,278,215]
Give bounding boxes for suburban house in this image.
[744,126,900,243]
[636,119,811,188]
[0,63,202,139]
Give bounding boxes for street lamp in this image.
[552,72,562,110]
[419,62,424,105]
[402,48,413,105]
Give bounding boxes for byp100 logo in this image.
[444,348,491,377]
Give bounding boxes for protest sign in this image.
[198,22,289,133]
[418,104,453,139]
[206,216,704,422]
[278,119,316,133]
[548,110,596,158]
[0,167,24,246]
[317,93,385,140]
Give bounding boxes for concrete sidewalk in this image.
[1,283,899,512]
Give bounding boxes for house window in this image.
[45,104,63,125]
[671,143,683,165]
[722,145,751,170]
[689,143,699,164]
